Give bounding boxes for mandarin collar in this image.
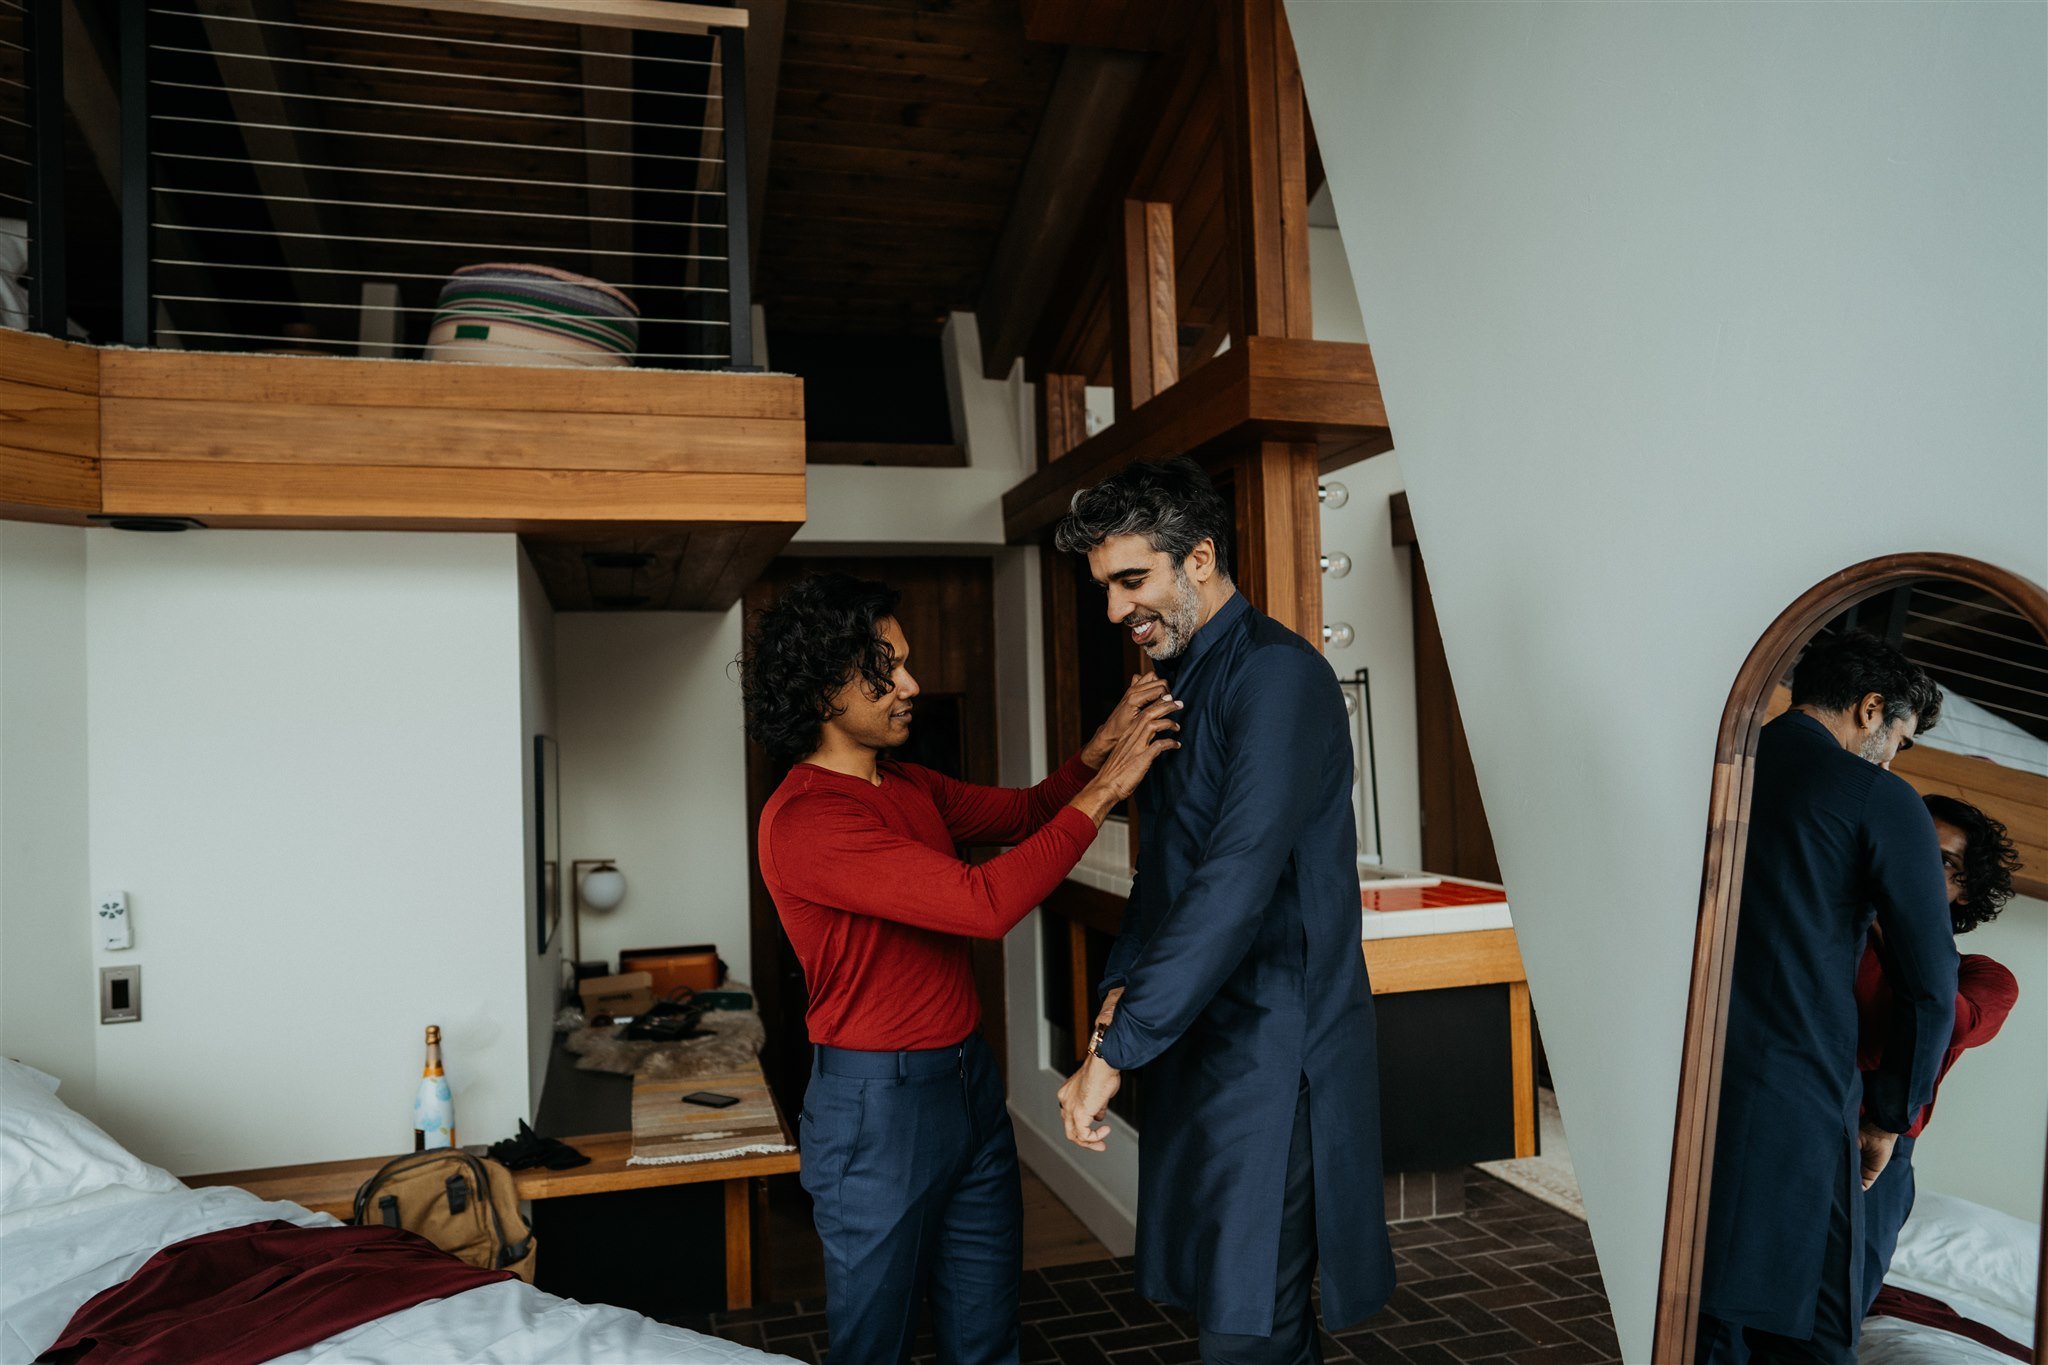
[1159,591,1250,687]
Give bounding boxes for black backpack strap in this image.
[377,1194,400,1227]
[498,1237,532,1268]
[444,1173,469,1215]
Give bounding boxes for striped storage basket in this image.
[424,263,639,368]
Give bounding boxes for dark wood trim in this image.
[1001,334,1389,543]
[1389,491,1416,548]
[1037,373,1089,470]
[1230,439,1323,641]
[806,442,967,468]
[1113,199,1180,416]
[1216,0,1310,342]
[1653,552,2048,1364]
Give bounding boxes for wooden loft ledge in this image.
[0,329,805,610]
[1001,334,1390,543]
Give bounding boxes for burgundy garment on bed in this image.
[1869,1285,2034,1363]
[37,1219,513,1365]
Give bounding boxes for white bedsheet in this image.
[0,1182,789,1364]
[1857,1316,2022,1365]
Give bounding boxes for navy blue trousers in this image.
[1198,1078,1321,1365]
[799,1033,1021,1365]
[1859,1135,1915,1317]
[1698,1138,1859,1365]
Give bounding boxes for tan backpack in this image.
[351,1149,537,1283]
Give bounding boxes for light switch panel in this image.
[100,966,140,1024]
[96,892,132,951]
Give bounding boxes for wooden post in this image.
[1037,372,1089,469]
[1112,199,1179,416]
[1217,0,1312,343]
[1231,441,1323,644]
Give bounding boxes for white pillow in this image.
[0,1059,181,1217]
[1883,1188,2039,1349]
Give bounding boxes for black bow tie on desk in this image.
[487,1120,591,1171]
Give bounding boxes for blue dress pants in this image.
[1858,1135,1915,1317]
[1698,1137,1860,1365]
[1197,1078,1321,1365]
[799,1032,1021,1365]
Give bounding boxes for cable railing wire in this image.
[148,42,711,100]
[152,151,726,199]
[147,76,722,131]
[154,220,726,260]
[151,113,725,159]
[154,293,731,327]
[1914,586,2032,622]
[1905,607,2048,651]
[147,8,718,70]
[1903,628,2048,674]
[155,328,731,361]
[155,184,728,231]
[153,257,731,294]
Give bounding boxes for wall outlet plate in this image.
[100,966,140,1024]
[97,891,132,951]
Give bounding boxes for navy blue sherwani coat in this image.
[1094,593,1395,1336]
[1700,711,1957,1338]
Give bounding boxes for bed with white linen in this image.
[0,1059,789,1364]
[1857,1189,2040,1364]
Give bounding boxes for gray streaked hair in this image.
[1052,456,1234,578]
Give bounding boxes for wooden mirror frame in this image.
[1652,551,2048,1363]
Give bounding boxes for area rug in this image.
[627,1067,794,1167]
[565,1009,766,1081]
[1475,1086,1586,1219]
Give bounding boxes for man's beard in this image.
[1855,723,1895,764]
[1133,564,1205,660]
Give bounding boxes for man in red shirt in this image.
[743,572,1179,1365]
[1854,793,2022,1316]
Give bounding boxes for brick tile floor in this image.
[704,1170,1621,1364]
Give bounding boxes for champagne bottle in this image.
[412,1025,456,1151]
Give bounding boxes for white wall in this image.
[1908,895,2047,1224]
[553,610,752,982]
[85,531,534,1173]
[1288,3,2047,1354]
[518,547,559,1104]
[1310,208,1424,872]
[0,522,97,1117]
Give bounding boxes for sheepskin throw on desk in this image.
[565,1008,767,1081]
[627,1069,792,1167]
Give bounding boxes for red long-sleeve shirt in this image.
[1856,940,2019,1137]
[757,755,1098,1052]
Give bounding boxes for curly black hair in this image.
[1053,455,1234,579]
[1791,629,1943,734]
[740,573,902,766]
[1923,793,2023,935]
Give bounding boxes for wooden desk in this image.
[187,1126,801,1309]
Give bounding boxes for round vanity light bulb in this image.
[1318,481,1349,508]
[1323,622,1356,649]
[1321,551,1353,579]
[581,865,627,912]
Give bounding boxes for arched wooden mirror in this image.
[1654,553,2047,1363]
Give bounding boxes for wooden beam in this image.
[347,0,746,34]
[0,329,101,522]
[1112,199,1178,416]
[1360,927,1526,995]
[1037,371,1088,468]
[976,48,1149,380]
[1389,490,1415,547]
[1230,439,1321,641]
[1002,335,1389,542]
[1216,0,1311,341]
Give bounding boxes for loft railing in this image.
[2,0,65,336]
[117,0,751,370]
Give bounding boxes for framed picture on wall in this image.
[535,734,561,954]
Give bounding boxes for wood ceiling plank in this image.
[772,113,1034,158]
[766,138,1028,186]
[776,58,1053,109]
[346,0,747,36]
[99,462,805,525]
[760,190,1009,230]
[1,449,101,519]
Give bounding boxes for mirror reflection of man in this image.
[1051,458,1395,1364]
[1699,630,1958,1365]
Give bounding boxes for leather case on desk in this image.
[620,945,722,997]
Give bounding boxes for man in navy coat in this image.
[1699,630,1957,1364]
[1053,457,1394,1364]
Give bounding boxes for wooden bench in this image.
[187,1124,800,1309]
